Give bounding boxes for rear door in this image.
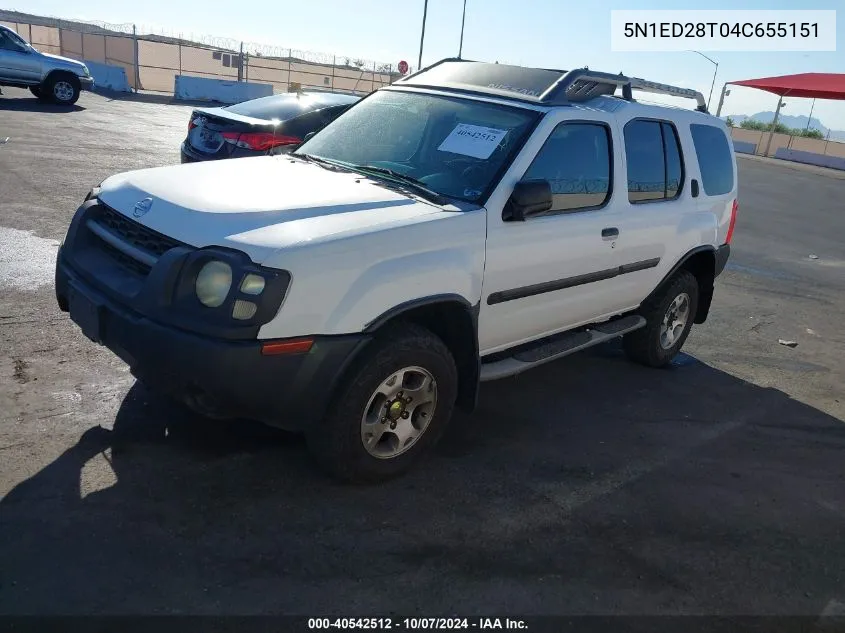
[607,117,690,313]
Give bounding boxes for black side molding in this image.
[487,258,661,305]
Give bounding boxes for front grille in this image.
[86,203,185,277]
[96,205,181,258]
[98,239,151,276]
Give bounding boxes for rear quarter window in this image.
[690,123,734,196]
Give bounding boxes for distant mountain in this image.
[722,111,845,142]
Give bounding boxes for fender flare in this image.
[646,245,717,324]
[363,293,474,332]
[364,293,481,413]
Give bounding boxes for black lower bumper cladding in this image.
[55,201,369,429]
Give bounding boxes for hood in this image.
[40,52,87,70]
[97,156,460,263]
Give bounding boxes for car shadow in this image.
[2,341,845,617]
[97,88,225,108]
[0,95,85,113]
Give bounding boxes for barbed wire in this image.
[63,18,134,34]
[0,9,403,72]
[548,178,610,194]
[129,25,397,69]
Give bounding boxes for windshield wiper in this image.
[293,153,349,171]
[354,165,447,205]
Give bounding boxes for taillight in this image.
[725,199,738,244]
[221,132,302,151]
[188,116,198,132]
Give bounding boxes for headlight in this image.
[83,66,90,77]
[195,260,232,307]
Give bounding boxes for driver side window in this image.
[0,29,26,52]
[522,121,613,215]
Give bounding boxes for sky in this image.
[6,0,845,128]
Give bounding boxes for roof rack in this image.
[543,68,708,112]
[395,59,709,113]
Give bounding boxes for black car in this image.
[180,91,360,163]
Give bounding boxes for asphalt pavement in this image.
[1,87,844,618]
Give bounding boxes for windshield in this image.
[293,89,540,203]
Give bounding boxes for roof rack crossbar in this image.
[541,68,708,112]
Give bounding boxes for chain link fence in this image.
[1,11,409,97]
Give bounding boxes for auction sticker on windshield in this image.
[438,123,508,159]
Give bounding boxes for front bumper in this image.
[79,76,94,91]
[55,202,370,430]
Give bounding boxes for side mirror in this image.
[503,179,552,221]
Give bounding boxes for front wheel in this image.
[623,270,699,368]
[45,73,81,105]
[306,322,458,483]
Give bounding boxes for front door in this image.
[478,113,629,355]
[0,29,39,82]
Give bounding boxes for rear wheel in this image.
[45,73,81,105]
[623,270,699,368]
[306,322,458,483]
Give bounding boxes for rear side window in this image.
[283,109,337,140]
[690,123,734,196]
[662,122,683,198]
[522,122,612,213]
[624,119,685,203]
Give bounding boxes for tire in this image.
[623,270,699,368]
[306,322,458,483]
[45,73,81,105]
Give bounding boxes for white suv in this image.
[55,59,738,482]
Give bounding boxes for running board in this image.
[479,315,646,382]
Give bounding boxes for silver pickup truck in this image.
[0,24,93,105]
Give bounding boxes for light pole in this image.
[691,50,718,111]
[417,0,429,71]
[458,0,467,58]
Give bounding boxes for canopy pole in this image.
[805,98,816,131]
[715,82,729,117]
[763,95,785,157]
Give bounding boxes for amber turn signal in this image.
[260,338,314,356]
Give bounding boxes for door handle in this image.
[602,227,619,240]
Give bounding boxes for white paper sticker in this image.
[437,124,508,159]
